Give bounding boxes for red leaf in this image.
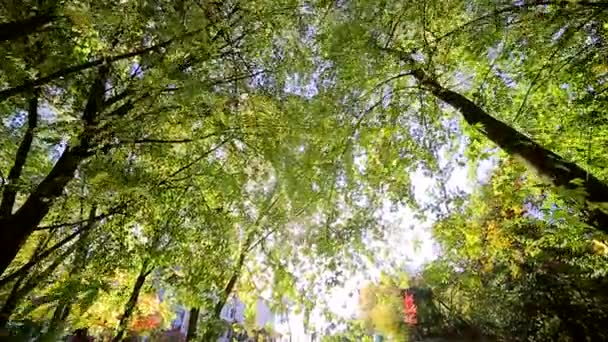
[402,293,417,325]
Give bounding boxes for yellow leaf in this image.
[591,239,608,256]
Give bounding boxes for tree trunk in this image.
[186,307,200,341]
[0,138,87,279]
[112,262,153,342]
[0,92,38,219]
[384,47,608,231]
[0,224,90,288]
[0,68,107,277]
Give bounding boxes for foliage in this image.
[358,278,409,341]
[2,0,608,340]
[421,160,608,341]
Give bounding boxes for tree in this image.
[4,1,608,340]
[422,160,608,341]
[0,0,312,277]
[358,274,410,341]
[315,0,608,234]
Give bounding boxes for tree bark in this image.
[0,92,38,219]
[383,47,608,231]
[112,261,153,342]
[0,68,107,277]
[186,307,200,341]
[0,14,55,43]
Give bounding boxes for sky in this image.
[278,51,498,337]
[275,149,497,340]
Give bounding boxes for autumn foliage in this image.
[402,292,417,326]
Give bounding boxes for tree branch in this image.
[117,132,221,146]
[83,65,109,126]
[159,136,233,185]
[0,91,39,218]
[0,68,109,276]
[380,45,608,231]
[35,203,125,231]
[431,1,605,46]
[0,220,95,288]
[0,29,203,102]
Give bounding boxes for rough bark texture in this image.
[112,262,153,342]
[186,307,200,341]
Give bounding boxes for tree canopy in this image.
[1,0,608,341]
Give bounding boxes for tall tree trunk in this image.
[0,67,107,277]
[186,307,200,341]
[112,261,153,342]
[383,47,608,231]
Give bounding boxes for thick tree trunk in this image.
[0,14,55,42]
[186,307,200,341]
[112,262,153,342]
[0,68,107,277]
[386,49,608,231]
[0,149,89,277]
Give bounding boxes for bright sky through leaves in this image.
[1,1,608,341]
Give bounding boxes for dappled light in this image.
[1,1,608,341]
